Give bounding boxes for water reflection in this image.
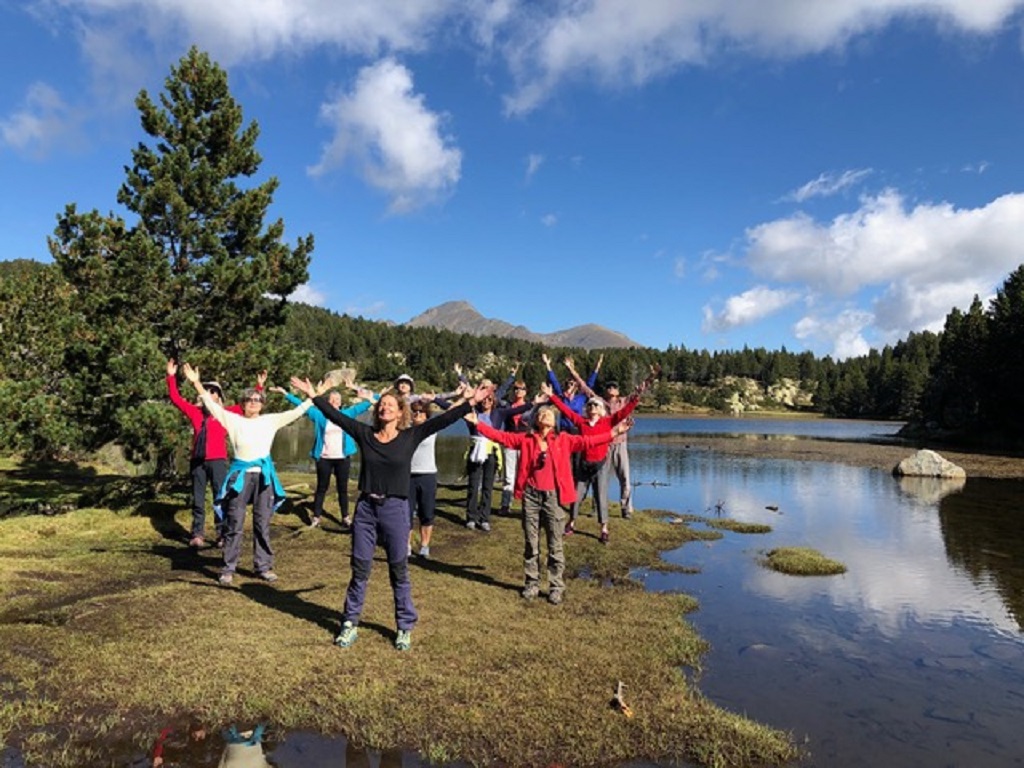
[634,450,1024,768]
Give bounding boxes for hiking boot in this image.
[395,629,412,651]
[215,537,226,549]
[498,506,510,517]
[341,516,353,529]
[217,571,234,585]
[189,536,205,548]
[335,621,358,648]
[465,520,477,530]
[622,511,633,520]
[599,530,610,544]
[309,516,321,528]
[521,584,540,600]
[479,521,492,532]
[563,522,575,536]
[418,545,430,559]
[257,570,278,583]
[547,589,564,605]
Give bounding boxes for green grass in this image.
[762,547,847,576]
[0,459,800,767]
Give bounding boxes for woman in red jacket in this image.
[465,404,632,605]
[545,382,641,544]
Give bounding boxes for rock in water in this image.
[893,449,966,479]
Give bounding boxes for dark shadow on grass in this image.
[411,555,520,594]
[150,543,224,580]
[235,581,338,635]
[139,499,192,544]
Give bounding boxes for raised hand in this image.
[182,362,200,384]
[540,382,554,399]
[256,370,268,388]
[269,386,288,395]
[469,380,495,405]
[290,376,315,398]
[596,353,604,370]
[166,359,178,377]
[563,355,575,371]
[613,417,635,437]
[463,409,479,425]
[541,353,552,370]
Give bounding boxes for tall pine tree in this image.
[49,46,314,470]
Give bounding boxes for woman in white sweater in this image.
[183,363,313,585]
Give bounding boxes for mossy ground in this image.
[0,459,800,767]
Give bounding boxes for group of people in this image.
[166,356,658,650]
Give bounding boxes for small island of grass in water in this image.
[763,546,847,576]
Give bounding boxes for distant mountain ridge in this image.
[406,301,641,350]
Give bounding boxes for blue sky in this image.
[3,1,1024,358]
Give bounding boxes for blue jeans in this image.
[343,495,417,630]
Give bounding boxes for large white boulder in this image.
[893,449,966,479]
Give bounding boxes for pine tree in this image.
[49,47,313,469]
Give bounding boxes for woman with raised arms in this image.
[291,375,494,651]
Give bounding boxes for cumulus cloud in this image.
[742,190,1024,339]
[783,168,872,202]
[500,0,1024,114]
[289,283,328,306]
[309,58,462,213]
[41,1,1024,117]
[725,189,1024,355]
[702,285,801,333]
[0,82,82,157]
[541,212,558,226]
[794,309,874,360]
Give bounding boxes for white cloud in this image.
[500,0,1024,114]
[0,82,82,157]
[41,0,1024,119]
[961,160,990,174]
[784,168,872,202]
[525,152,544,181]
[794,309,873,359]
[308,58,462,213]
[541,212,557,226]
[702,285,801,332]
[743,190,1024,341]
[289,283,327,306]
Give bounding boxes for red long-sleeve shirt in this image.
[549,393,638,463]
[167,375,248,461]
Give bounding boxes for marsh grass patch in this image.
[762,546,847,576]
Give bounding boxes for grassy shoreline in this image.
[0,458,800,767]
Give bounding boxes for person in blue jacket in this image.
[272,383,376,528]
[542,353,601,432]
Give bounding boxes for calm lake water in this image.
[61,415,1018,767]
[264,414,1024,767]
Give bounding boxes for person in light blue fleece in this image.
[273,383,377,528]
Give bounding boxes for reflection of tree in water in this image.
[938,478,1024,631]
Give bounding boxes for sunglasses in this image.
[514,386,526,391]
[244,397,264,403]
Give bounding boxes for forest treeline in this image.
[2,45,1024,471]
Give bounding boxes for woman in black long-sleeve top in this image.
[291,375,493,651]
